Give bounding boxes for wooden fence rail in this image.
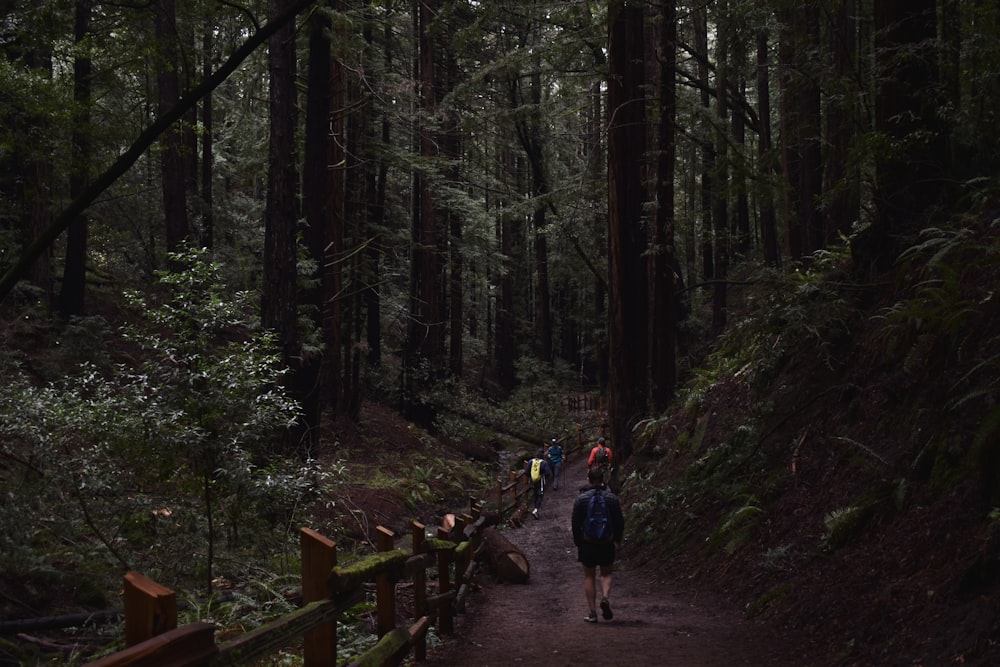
[82,426,605,667]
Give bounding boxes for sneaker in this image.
[600,597,613,620]
[531,508,539,519]
[584,611,598,623]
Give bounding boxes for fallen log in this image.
[479,527,530,584]
[508,503,529,528]
[0,610,121,635]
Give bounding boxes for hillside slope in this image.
[623,219,1000,665]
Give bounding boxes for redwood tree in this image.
[262,0,302,453]
[155,0,190,254]
[649,0,678,410]
[606,0,647,458]
[404,0,444,423]
[59,0,92,318]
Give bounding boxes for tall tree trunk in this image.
[325,0,346,417]
[607,0,647,460]
[405,0,443,423]
[301,2,333,451]
[444,27,464,378]
[510,55,553,366]
[155,0,190,253]
[825,0,859,244]
[534,217,552,363]
[496,141,518,395]
[756,30,780,267]
[732,75,750,257]
[262,0,301,454]
[201,22,214,249]
[367,7,393,370]
[24,0,53,302]
[711,3,729,334]
[590,81,608,393]
[59,0,92,318]
[344,66,365,422]
[797,7,823,254]
[649,0,677,411]
[777,9,801,260]
[694,6,714,282]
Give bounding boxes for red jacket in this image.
[587,444,612,468]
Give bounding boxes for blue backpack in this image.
[583,490,614,544]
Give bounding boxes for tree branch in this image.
[0,0,317,303]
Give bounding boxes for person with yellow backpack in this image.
[524,448,553,519]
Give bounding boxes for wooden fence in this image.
[82,426,604,667]
[563,392,604,413]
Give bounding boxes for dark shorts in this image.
[577,542,616,568]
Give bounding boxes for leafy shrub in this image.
[0,248,318,596]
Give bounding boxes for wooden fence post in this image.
[301,527,337,667]
[411,522,427,662]
[375,526,396,640]
[458,514,472,575]
[123,571,177,647]
[436,526,453,634]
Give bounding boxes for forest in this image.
[2,0,999,664]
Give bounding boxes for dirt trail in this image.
[426,456,814,667]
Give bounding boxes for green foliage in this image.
[623,250,866,571]
[682,250,856,409]
[823,505,871,551]
[745,583,793,620]
[875,216,1000,487]
[0,248,322,597]
[707,500,764,556]
[876,219,1000,385]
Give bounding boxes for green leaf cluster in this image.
[0,247,317,599]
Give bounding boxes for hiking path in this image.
[425,454,816,666]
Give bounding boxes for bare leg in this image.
[598,564,614,619]
[583,565,597,613]
[599,564,613,600]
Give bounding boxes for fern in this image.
[823,505,869,551]
[707,500,763,556]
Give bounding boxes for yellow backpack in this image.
[530,458,543,483]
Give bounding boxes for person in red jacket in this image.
[587,436,612,484]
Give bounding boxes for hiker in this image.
[587,436,613,484]
[572,467,625,623]
[546,438,564,490]
[524,448,552,519]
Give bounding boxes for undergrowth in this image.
[626,204,1000,583]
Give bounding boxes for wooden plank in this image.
[83,622,216,667]
[123,572,177,647]
[329,549,408,595]
[300,528,337,667]
[213,600,340,666]
[346,617,430,667]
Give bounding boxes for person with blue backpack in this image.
[546,438,564,490]
[571,467,625,623]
